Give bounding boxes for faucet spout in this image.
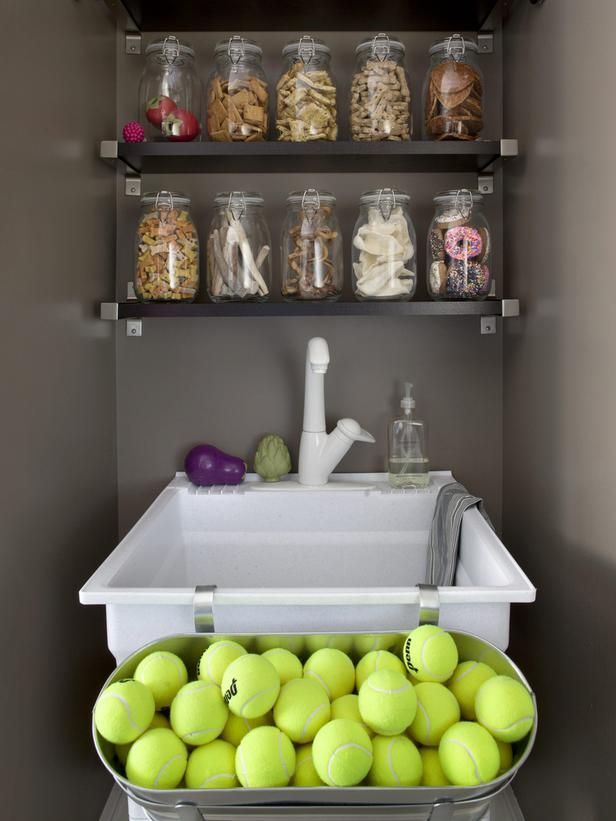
[303,337,329,433]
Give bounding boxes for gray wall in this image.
[2,1,117,818]
[504,1,616,818]
[115,30,506,534]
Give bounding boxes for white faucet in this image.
[298,337,375,486]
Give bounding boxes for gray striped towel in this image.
[427,482,495,586]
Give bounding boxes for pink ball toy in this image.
[122,121,145,143]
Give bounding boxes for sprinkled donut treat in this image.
[427,189,491,300]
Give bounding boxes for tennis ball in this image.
[185,739,238,789]
[304,648,355,700]
[134,652,188,710]
[221,654,280,718]
[126,728,187,789]
[116,713,170,766]
[198,641,246,686]
[368,735,422,786]
[409,682,460,746]
[403,626,459,683]
[222,712,272,747]
[312,719,373,786]
[331,694,374,737]
[94,679,155,745]
[254,635,305,655]
[170,681,228,746]
[475,676,535,743]
[448,661,497,720]
[236,726,296,787]
[497,739,513,774]
[353,634,398,656]
[358,670,417,736]
[262,648,303,685]
[292,743,325,786]
[420,747,450,786]
[439,722,500,786]
[356,650,406,691]
[305,634,353,654]
[273,678,331,743]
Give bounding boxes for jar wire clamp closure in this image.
[298,35,317,65]
[228,35,246,67]
[371,33,391,62]
[227,191,247,222]
[376,187,396,222]
[454,188,473,222]
[161,35,181,64]
[154,190,175,219]
[301,188,321,223]
[445,33,466,62]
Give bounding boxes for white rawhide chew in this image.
[353,206,415,298]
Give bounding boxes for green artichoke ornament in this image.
[254,434,292,482]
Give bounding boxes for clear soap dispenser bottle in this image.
[388,382,430,488]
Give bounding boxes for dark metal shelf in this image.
[118,0,499,32]
[101,299,519,320]
[102,140,517,175]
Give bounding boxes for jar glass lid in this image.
[214,191,265,207]
[214,36,263,60]
[282,36,331,59]
[429,34,479,56]
[360,188,410,206]
[355,33,405,57]
[287,189,336,206]
[434,189,483,204]
[145,35,195,59]
[141,191,191,207]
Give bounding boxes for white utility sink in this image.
[80,472,535,662]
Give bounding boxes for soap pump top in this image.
[400,382,415,414]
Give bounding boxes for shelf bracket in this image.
[125,175,141,197]
[477,31,494,54]
[125,31,142,55]
[477,174,494,195]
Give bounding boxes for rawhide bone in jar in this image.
[424,34,483,141]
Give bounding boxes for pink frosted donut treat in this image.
[444,226,483,261]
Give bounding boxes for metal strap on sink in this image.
[193,585,216,632]
[418,583,440,626]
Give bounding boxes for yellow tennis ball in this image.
[439,722,500,786]
[292,743,325,786]
[403,626,459,683]
[126,728,187,789]
[116,713,170,766]
[133,651,188,710]
[221,654,280,719]
[222,712,272,747]
[368,735,423,786]
[305,634,353,654]
[94,679,156,745]
[236,726,296,787]
[356,650,406,691]
[198,641,247,686]
[447,661,497,719]
[304,648,355,700]
[262,648,303,685]
[420,747,450,786]
[409,682,460,746]
[330,694,374,737]
[185,739,238,789]
[273,678,331,743]
[312,719,373,786]
[353,634,398,656]
[475,676,535,743]
[496,739,513,774]
[254,635,305,655]
[170,681,228,746]
[358,670,417,736]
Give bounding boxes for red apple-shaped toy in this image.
[162,109,200,142]
[145,95,177,128]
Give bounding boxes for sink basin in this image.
[80,472,535,662]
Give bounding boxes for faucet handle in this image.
[337,418,376,444]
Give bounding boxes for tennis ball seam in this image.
[365,681,410,696]
[237,745,249,787]
[443,739,482,783]
[421,636,440,679]
[139,653,185,683]
[196,772,236,788]
[181,726,221,743]
[450,662,479,685]
[99,693,146,733]
[416,700,432,742]
[239,685,279,718]
[152,753,185,789]
[305,670,331,699]
[328,742,372,785]
[482,716,533,733]
[174,681,217,701]
[277,731,291,780]
[204,642,235,681]
[386,739,401,786]
[300,703,329,743]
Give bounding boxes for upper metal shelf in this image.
[101,140,518,175]
[116,0,500,32]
